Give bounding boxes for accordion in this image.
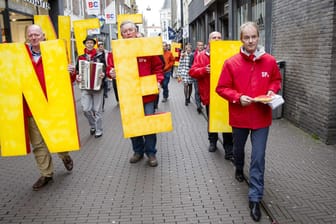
[78,60,103,90]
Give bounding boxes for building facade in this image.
[188,0,336,144]
[0,0,50,43]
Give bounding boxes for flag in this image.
[168,26,176,40]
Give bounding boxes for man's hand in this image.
[67,64,75,73]
[110,68,116,79]
[205,64,210,74]
[76,75,82,82]
[99,72,105,79]
[240,95,253,106]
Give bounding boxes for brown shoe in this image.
[62,156,73,171]
[147,155,158,167]
[32,176,53,191]
[129,154,143,163]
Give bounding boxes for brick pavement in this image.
[0,78,335,224]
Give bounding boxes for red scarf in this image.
[84,48,97,60]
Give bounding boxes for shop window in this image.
[237,3,248,38]
[236,0,265,46]
[252,0,265,46]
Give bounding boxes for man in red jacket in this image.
[189,31,234,161]
[107,20,164,167]
[161,42,175,102]
[25,24,73,191]
[216,21,282,222]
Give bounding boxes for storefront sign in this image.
[23,0,50,10]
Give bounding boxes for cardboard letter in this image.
[0,40,80,156]
[111,37,173,138]
[209,41,241,132]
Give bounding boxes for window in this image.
[236,0,265,46]
[252,0,265,46]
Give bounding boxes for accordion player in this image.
[78,60,104,90]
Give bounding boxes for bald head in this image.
[209,31,221,42]
[26,24,45,50]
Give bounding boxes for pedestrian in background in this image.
[25,24,74,191]
[189,41,204,113]
[216,21,282,222]
[98,41,111,110]
[108,20,164,167]
[189,31,234,160]
[161,42,175,103]
[177,45,193,106]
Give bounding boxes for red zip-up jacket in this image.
[216,48,282,129]
[189,49,211,105]
[106,52,164,103]
[24,44,76,117]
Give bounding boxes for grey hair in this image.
[240,21,260,39]
[120,20,137,30]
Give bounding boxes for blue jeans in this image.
[162,71,171,99]
[233,127,269,202]
[193,79,202,108]
[130,102,157,156]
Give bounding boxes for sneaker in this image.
[90,128,96,135]
[147,155,158,167]
[32,176,53,191]
[129,154,144,163]
[161,98,168,103]
[95,131,103,138]
[62,156,73,171]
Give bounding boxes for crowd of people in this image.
[22,21,281,222]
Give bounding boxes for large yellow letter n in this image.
[0,40,80,156]
[112,37,173,138]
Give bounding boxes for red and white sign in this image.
[104,1,116,24]
[86,0,100,15]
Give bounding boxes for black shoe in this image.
[32,176,53,191]
[95,133,103,138]
[208,143,217,152]
[62,156,73,171]
[162,98,168,102]
[235,170,245,182]
[225,154,234,161]
[185,99,188,106]
[197,107,202,114]
[249,201,261,221]
[90,128,96,135]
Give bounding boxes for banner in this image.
[168,26,176,40]
[105,1,116,24]
[86,0,100,15]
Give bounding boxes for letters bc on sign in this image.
[86,0,100,15]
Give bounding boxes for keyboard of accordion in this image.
[78,60,103,90]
